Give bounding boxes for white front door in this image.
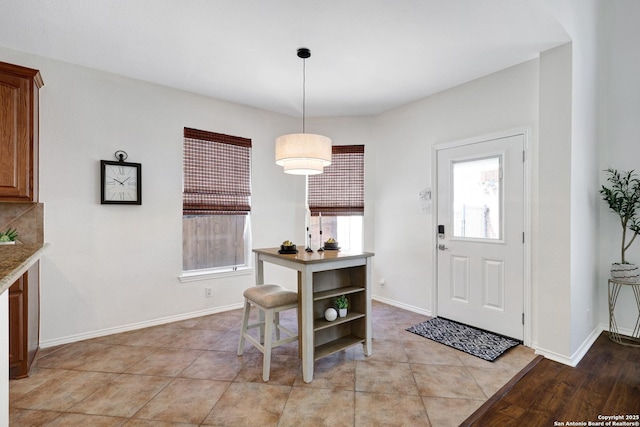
[436,133,525,340]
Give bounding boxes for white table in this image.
[253,248,374,383]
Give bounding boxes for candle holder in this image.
[305,227,313,252]
[318,213,324,251]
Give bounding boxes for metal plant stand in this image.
[608,278,640,347]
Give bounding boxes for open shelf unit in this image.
[312,265,367,360]
[314,335,365,360]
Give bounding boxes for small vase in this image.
[338,308,347,318]
[611,263,640,283]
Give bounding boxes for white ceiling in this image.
[0,0,569,118]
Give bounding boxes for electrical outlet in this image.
[380,278,386,287]
[205,287,213,298]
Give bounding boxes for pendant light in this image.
[275,48,331,175]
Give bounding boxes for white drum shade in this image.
[275,133,332,175]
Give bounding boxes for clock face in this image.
[101,160,142,204]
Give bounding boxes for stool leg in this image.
[237,299,251,356]
[262,309,274,381]
[275,311,281,341]
[258,308,266,345]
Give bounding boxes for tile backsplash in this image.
[0,203,44,244]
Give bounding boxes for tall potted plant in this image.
[600,168,640,282]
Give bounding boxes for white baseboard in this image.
[372,295,431,317]
[533,323,604,367]
[42,296,431,349]
[39,302,245,349]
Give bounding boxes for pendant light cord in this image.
[302,57,306,134]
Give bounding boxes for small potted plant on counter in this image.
[335,295,348,317]
[600,168,640,282]
[0,227,18,245]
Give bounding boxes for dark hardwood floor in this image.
[463,332,640,427]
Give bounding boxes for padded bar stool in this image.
[237,284,299,381]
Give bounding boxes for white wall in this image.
[370,60,540,316]
[598,0,640,333]
[536,0,640,363]
[536,43,573,358]
[539,0,635,365]
[0,46,319,345]
[564,0,601,358]
[0,46,387,346]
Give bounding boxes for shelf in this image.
[314,311,365,331]
[313,286,364,301]
[314,335,364,360]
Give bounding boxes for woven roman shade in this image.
[183,127,252,215]
[308,145,364,216]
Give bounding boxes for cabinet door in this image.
[8,290,24,364]
[0,62,42,202]
[9,262,40,379]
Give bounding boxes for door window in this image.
[452,156,501,240]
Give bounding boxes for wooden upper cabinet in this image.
[0,61,43,202]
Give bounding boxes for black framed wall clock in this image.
[100,157,142,205]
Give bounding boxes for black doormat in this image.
[406,317,521,362]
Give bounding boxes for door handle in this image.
[438,244,449,251]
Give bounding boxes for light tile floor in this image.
[10,301,536,426]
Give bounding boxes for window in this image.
[182,128,252,273]
[452,156,501,240]
[308,145,364,252]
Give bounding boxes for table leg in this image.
[297,272,302,359]
[255,254,264,286]
[255,254,265,344]
[363,258,372,356]
[300,268,314,383]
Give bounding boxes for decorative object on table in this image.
[317,212,324,251]
[0,227,18,244]
[100,150,142,205]
[335,294,348,317]
[305,226,313,252]
[279,240,298,254]
[324,237,339,250]
[324,307,338,322]
[274,48,331,175]
[600,168,640,282]
[406,317,521,362]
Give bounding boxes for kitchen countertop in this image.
[0,243,48,294]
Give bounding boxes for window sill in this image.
[179,266,254,283]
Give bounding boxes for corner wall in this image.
[539,0,611,363]
[369,60,540,317]
[536,43,573,359]
[598,0,640,334]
